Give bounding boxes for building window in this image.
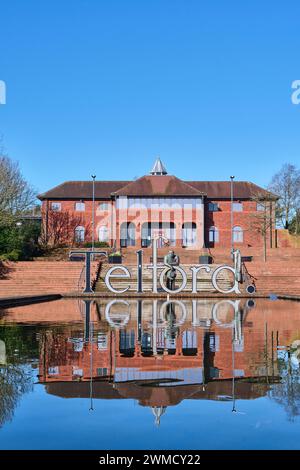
[233,226,243,243]
[119,197,203,209]
[209,226,219,243]
[182,222,197,247]
[209,333,220,352]
[141,222,176,247]
[97,368,108,377]
[75,201,85,211]
[98,225,109,242]
[97,334,108,350]
[72,367,83,377]
[75,225,85,243]
[51,202,61,211]
[120,222,136,247]
[99,202,109,211]
[232,202,243,212]
[208,202,219,212]
[257,202,265,211]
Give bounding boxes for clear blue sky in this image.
[0,0,300,194]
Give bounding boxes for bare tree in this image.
[42,209,91,247]
[0,143,36,227]
[249,194,275,262]
[269,163,300,230]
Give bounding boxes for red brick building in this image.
[38,158,277,251]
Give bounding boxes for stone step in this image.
[0,261,99,297]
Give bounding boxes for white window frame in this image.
[233,226,243,243]
[208,202,219,212]
[51,202,61,211]
[98,225,109,242]
[75,226,85,243]
[232,202,243,212]
[209,226,219,243]
[75,201,85,212]
[257,202,265,211]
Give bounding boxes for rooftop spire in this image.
[150,157,168,176]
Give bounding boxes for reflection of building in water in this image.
[36,297,296,424]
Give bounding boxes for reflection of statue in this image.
[164,250,180,291]
[164,302,179,341]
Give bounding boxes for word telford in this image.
[104,240,240,295]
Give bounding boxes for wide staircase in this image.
[244,259,300,296]
[0,261,99,298]
[121,247,208,265]
[95,262,235,294]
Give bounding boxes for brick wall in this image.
[42,197,276,250]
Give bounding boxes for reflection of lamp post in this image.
[91,174,96,255]
[89,319,94,411]
[230,176,235,259]
[231,325,237,413]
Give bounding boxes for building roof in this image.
[38,180,131,200]
[187,181,277,200]
[114,175,205,197]
[38,177,277,200]
[45,378,268,402]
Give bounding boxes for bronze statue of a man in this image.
[164,250,180,290]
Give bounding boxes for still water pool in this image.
[0,297,300,450]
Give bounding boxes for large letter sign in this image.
[72,240,244,295]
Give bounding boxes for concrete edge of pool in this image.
[0,294,62,308]
[1,291,300,310]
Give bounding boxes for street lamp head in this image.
[91,174,96,180]
[230,175,235,180]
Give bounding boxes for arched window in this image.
[75,226,85,243]
[120,222,136,247]
[141,222,151,248]
[209,226,219,243]
[182,222,197,247]
[99,225,109,242]
[233,226,243,243]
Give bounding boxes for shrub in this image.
[0,249,21,261]
[83,241,109,248]
[0,221,42,260]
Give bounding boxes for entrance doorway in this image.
[141,222,176,248]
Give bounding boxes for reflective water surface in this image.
[0,297,300,449]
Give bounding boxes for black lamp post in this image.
[91,174,96,254]
[230,175,235,258]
